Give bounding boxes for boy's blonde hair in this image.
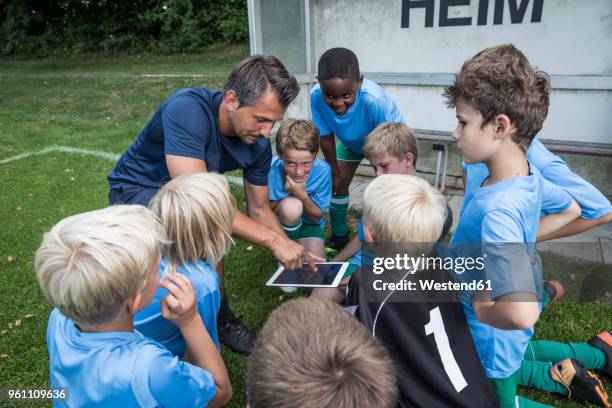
[443,44,550,152]
[149,172,235,273]
[275,119,320,156]
[35,205,167,328]
[363,122,419,165]
[247,297,397,408]
[364,174,446,244]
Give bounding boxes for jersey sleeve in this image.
[481,210,536,299]
[370,95,404,126]
[268,158,288,201]
[162,96,210,161]
[243,142,272,186]
[309,164,332,214]
[310,91,332,137]
[532,147,612,219]
[540,177,573,215]
[147,347,217,407]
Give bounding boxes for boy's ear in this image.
[493,114,514,139]
[364,224,376,243]
[403,151,415,167]
[223,90,240,112]
[125,293,142,316]
[357,74,364,87]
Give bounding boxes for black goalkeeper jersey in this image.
[346,266,499,408]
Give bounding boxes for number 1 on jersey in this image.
[424,306,468,392]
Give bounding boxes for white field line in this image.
[0,146,244,186]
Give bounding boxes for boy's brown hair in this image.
[443,44,550,152]
[275,119,320,156]
[363,122,419,165]
[247,298,398,408]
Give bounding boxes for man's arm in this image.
[166,154,207,178]
[243,180,285,235]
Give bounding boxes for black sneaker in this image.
[589,331,612,378]
[218,314,257,355]
[325,233,350,250]
[550,358,611,408]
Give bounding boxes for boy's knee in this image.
[277,197,303,225]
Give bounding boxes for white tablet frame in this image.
[265,262,349,288]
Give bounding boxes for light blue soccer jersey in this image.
[135,257,220,356]
[268,157,332,227]
[310,78,404,154]
[46,309,216,408]
[451,164,573,379]
[464,139,611,219]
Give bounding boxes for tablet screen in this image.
[268,263,346,287]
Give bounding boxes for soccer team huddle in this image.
[35,46,612,407]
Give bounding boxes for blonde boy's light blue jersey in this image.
[135,257,220,357]
[46,309,216,407]
[310,78,404,154]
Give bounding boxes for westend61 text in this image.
[373,279,492,292]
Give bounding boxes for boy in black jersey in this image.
[346,174,499,408]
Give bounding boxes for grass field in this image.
[1,45,610,407]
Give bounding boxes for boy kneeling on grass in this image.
[268,119,332,293]
[36,205,231,407]
[247,297,397,408]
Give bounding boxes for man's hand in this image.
[285,176,307,201]
[270,235,319,270]
[160,273,199,329]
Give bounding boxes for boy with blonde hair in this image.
[269,119,332,261]
[247,297,397,408]
[444,44,608,407]
[345,174,498,407]
[36,205,231,407]
[324,123,452,303]
[135,172,235,357]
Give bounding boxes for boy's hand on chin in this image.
[285,176,307,200]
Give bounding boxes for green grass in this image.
[1,47,610,408]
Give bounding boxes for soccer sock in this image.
[518,360,567,395]
[330,193,349,237]
[524,340,606,370]
[282,219,302,241]
[516,396,554,408]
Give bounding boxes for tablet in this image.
[266,262,349,288]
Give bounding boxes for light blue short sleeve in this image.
[310,88,332,137]
[147,348,217,408]
[309,163,332,214]
[369,95,404,125]
[481,211,536,299]
[540,176,572,215]
[268,157,289,202]
[529,140,611,219]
